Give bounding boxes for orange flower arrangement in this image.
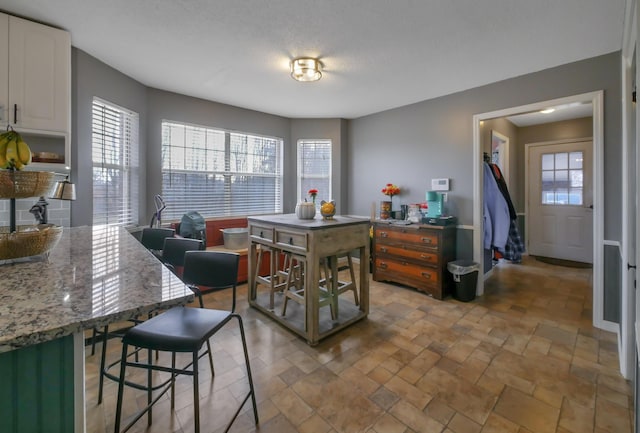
[381,183,400,198]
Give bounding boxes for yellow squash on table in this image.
[0,130,31,170]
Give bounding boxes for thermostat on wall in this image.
[431,178,450,191]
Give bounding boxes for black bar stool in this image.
[113,251,259,433]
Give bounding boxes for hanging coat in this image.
[483,162,510,252]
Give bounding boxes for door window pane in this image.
[569,152,583,169]
[540,150,583,206]
[555,153,568,169]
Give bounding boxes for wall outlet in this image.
[441,192,448,202]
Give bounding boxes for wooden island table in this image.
[247,214,370,345]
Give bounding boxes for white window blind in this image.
[92,98,140,227]
[161,121,283,220]
[297,139,332,207]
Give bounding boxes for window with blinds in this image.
[297,139,332,208]
[92,98,140,227]
[161,121,283,220]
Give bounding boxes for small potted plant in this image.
[380,183,400,219]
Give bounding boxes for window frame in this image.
[161,120,284,220]
[296,139,332,208]
[91,97,140,227]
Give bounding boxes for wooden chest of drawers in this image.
[373,222,456,299]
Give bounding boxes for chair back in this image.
[141,227,175,251]
[162,237,204,268]
[183,251,240,311]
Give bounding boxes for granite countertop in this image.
[0,225,194,353]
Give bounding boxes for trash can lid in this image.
[447,260,480,274]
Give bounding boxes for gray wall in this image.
[347,52,621,244]
[72,48,148,227]
[604,244,621,323]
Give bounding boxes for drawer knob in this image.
[379,262,388,269]
[421,272,432,279]
[260,230,264,238]
[421,237,432,244]
[289,237,294,245]
[380,232,388,238]
[380,247,387,253]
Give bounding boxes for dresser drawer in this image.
[375,243,439,265]
[376,227,439,248]
[250,224,274,243]
[375,258,439,285]
[275,228,308,251]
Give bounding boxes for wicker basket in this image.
[0,170,56,199]
[0,224,63,260]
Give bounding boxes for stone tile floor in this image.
[85,256,633,433]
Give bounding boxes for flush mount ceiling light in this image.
[540,108,556,114]
[290,57,322,82]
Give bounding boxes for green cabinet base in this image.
[0,335,75,433]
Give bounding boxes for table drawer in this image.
[375,258,439,285]
[376,227,439,248]
[250,224,274,243]
[375,244,439,265]
[275,229,308,251]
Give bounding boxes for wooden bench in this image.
[171,217,271,284]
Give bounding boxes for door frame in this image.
[472,90,608,330]
[524,137,593,263]
[620,0,637,381]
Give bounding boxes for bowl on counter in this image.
[0,224,63,260]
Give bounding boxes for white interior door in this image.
[528,140,593,263]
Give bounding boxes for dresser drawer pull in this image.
[260,230,264,238]
[421,272,432,279]
[379,262,388,269]
[421,237,432,244]
[380,247,388,253]
[289,237,294,245]
[380,231,388,238]
[420,254,433,261]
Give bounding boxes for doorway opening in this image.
[472,91,609,331]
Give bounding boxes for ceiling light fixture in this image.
[290,57,322,82]
[540,108,555,114]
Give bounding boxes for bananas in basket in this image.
[0,129,31,170]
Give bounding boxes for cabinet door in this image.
[0,13,7,124]
[8,16,70,133]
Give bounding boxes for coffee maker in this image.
[425,191,443,218]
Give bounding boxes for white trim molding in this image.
[472,91,605,329]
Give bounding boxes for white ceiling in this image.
[0,0,626,119]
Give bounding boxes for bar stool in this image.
[113,251,259,433]
[94,236,206,404]
[321,252,359,306]
[281,255,336,327]
[162,237,205,282]
[254,245,288,309]
[140,227,175,259]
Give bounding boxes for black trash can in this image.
[447,260,480,302]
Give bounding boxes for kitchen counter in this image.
[0,225,194,352]
[0,225,194,432]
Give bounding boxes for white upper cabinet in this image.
[1,13,70,134]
